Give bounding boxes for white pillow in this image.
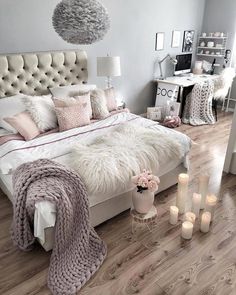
[0,94,26,132]
[50,84,96,98]
[23,95,57,132]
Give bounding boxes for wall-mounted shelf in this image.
[199,36,227,39]
[197,46,225,50]
[197,54,224,57]
[197,33,227,59]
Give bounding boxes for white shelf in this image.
[197,46,225,50]
[197,54,224,57]
[199,36,227,39]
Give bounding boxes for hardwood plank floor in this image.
[0,111,235,295]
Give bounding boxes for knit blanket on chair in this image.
[11,159,107,295]
[182,80,215,126]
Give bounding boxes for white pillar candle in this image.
[198,174,210,209]
[169,206,179,225]
[192,193,202,218]
[184,212,196,225]
[205,194,217,220]
[176,173,189,214]
[181,221,193,240]
[200,212,211,233]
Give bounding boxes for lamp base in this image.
[105,76,112,89]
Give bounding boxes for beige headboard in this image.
[0,50,88,98]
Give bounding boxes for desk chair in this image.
[213,68,235,120]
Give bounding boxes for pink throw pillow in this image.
[4,111,40,141]
[53,93,92,118]
[104,87,118,111]
[55,103,90,132]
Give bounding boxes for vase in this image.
[132,189,155,214]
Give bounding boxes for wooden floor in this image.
[0,111,236,295]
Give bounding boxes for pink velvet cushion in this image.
[55,103,90,132]
[53,93,92,118]
[3,111,40,141]
[104,87,118,111]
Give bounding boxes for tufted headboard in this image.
[0,50,88,98]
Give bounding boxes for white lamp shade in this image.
[97,56,121,77]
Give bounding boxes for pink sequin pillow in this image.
[55,103,90,132]
[53,92,92,118]
[104,87,118,111]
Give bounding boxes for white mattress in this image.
[0,112,191,244]
[1,156,183,206]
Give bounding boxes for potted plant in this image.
[131,170,160,214]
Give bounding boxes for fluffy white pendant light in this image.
[52,0,110,45]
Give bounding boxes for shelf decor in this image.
[52,0,110,45]
[197,33,227,58]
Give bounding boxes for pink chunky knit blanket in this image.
[11,159,107,295]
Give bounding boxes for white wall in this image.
[202,0,236,100]
[0,0,205,114]
[224,106,236,174]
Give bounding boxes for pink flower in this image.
[137,176,148,188]
[153,176,160,184]
[131,175,139,185]
[147,180,159,192]
[132,170,160,192]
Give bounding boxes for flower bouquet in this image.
[132,169,160,193]
[131,170,160,214]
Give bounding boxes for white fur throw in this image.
[90,89,109,119]
[23,95,58,132]
[71,123,184,195]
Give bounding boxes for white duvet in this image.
[0,112,191,244]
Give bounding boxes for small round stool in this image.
[130,205,158,234]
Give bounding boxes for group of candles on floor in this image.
[169,173,217,240]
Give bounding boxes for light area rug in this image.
[71,123,184,195]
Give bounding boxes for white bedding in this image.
[0,112,191,244]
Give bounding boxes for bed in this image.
[0,50,191,251]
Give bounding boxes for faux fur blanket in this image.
[71,123,184,195]
[11,159,107,295]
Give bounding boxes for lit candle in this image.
[169,206,179,225]
[176,173,189,214]
[205,194,217,220]
[198,174,210,209]
[184,212,196,225]
[181,221,193,240]
[200,212,211,233]
[192,193,202,218]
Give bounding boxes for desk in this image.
[154,74,218,115]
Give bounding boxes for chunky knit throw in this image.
[11,159,107,295]
[182,80,215,126]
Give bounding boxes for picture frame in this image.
[169,101,181,116]
[182,30,195,52]
[171,30,181,48]
[147,107,163,121]
[155,32,165,51]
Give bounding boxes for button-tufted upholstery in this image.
[0,51,88,98]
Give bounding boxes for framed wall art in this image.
[171,30,181,48]
[155,32,165,51]
[182,30,195,52]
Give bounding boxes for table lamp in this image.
[97,55,121,88]
[158,54,178,79]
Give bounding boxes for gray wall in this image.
[0,0,205,114]
[202,0,236,100]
